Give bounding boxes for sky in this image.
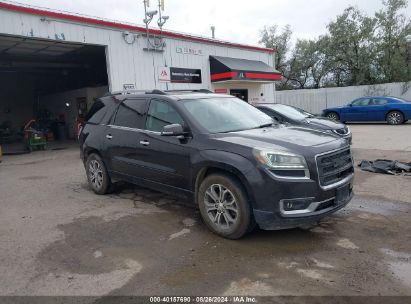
[6,0,411,46]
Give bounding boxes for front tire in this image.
[85,153,111,195]
[326,112,340,121]
[386,111,404,125]
[198,173,254,239]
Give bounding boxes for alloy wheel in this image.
[387,112,402,125]
[327,113,339,121]
[204,184,239,229]
[89,160,104,190]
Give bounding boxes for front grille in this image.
[316,148,354,187]
[334,127,348,135]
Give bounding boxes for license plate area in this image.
[336,184,350,205]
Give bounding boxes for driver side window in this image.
[145,99,185,132]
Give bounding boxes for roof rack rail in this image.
[163,89,213,93]
[105,90,148,96]
[104,89,213,97]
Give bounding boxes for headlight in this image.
[253,149,310,179]
[253,149,308,170]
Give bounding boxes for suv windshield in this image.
[264,104,314,120]
[183,97,273,133]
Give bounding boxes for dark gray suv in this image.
[80,90,354,239]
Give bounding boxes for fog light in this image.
[282,198,313,211]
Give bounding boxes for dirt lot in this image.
[0,123,410,297]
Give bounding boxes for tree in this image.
[259,25,293,89]
[288,37,333,89]
[259,0,411,90]
[326,6,377,86]
[374,0,411,82]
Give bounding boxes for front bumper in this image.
[249,168,354,230]
[254,184,353,230]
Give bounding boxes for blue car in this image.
[322,96,411,125]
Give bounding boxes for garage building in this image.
[0,1,279,147]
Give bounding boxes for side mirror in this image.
[161,123,185,136]
[348,103,353,107]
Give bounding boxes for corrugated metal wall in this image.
[0,8,276,101]
[273,82,411,114]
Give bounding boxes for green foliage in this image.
[259,25,292,76]
[260,0,411,90]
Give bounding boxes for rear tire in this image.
[386,111,404,125]
[198,173,254,239]
[326,112,340,121]
[85,153,111,195]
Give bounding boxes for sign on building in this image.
[158,67,171,82]
[158,67,202,83]
[123,84,135,90]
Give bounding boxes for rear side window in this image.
[113,99,148,129]
[145,99,185,132]
[86,100,107,124]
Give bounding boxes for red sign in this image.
[214,89,228,94]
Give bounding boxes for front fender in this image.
[190,150,263,206]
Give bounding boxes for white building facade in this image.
[0,1,279,103]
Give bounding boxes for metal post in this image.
[211,26,215,39]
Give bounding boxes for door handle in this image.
[139,140,150,146]
[106,134,113,140]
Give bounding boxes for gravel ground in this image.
[0,123,410,297]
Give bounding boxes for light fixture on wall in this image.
[65,102,70,108]
[122,31,137,44]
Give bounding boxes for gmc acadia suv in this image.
[79,90,354,239]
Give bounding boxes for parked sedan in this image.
[322,96,411,125]
[255,103,352,144]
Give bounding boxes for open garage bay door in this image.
[0,35,109,152]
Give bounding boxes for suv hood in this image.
[304,116,345,130]
[214,125,343,152]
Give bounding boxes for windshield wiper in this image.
[256,123,274,128]
[218,123,274,133]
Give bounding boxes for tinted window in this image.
[86,100,107,124]
[114,99,147,128]
[146,99,185,132]
[258,107,273,116]
[352,99,370,106]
